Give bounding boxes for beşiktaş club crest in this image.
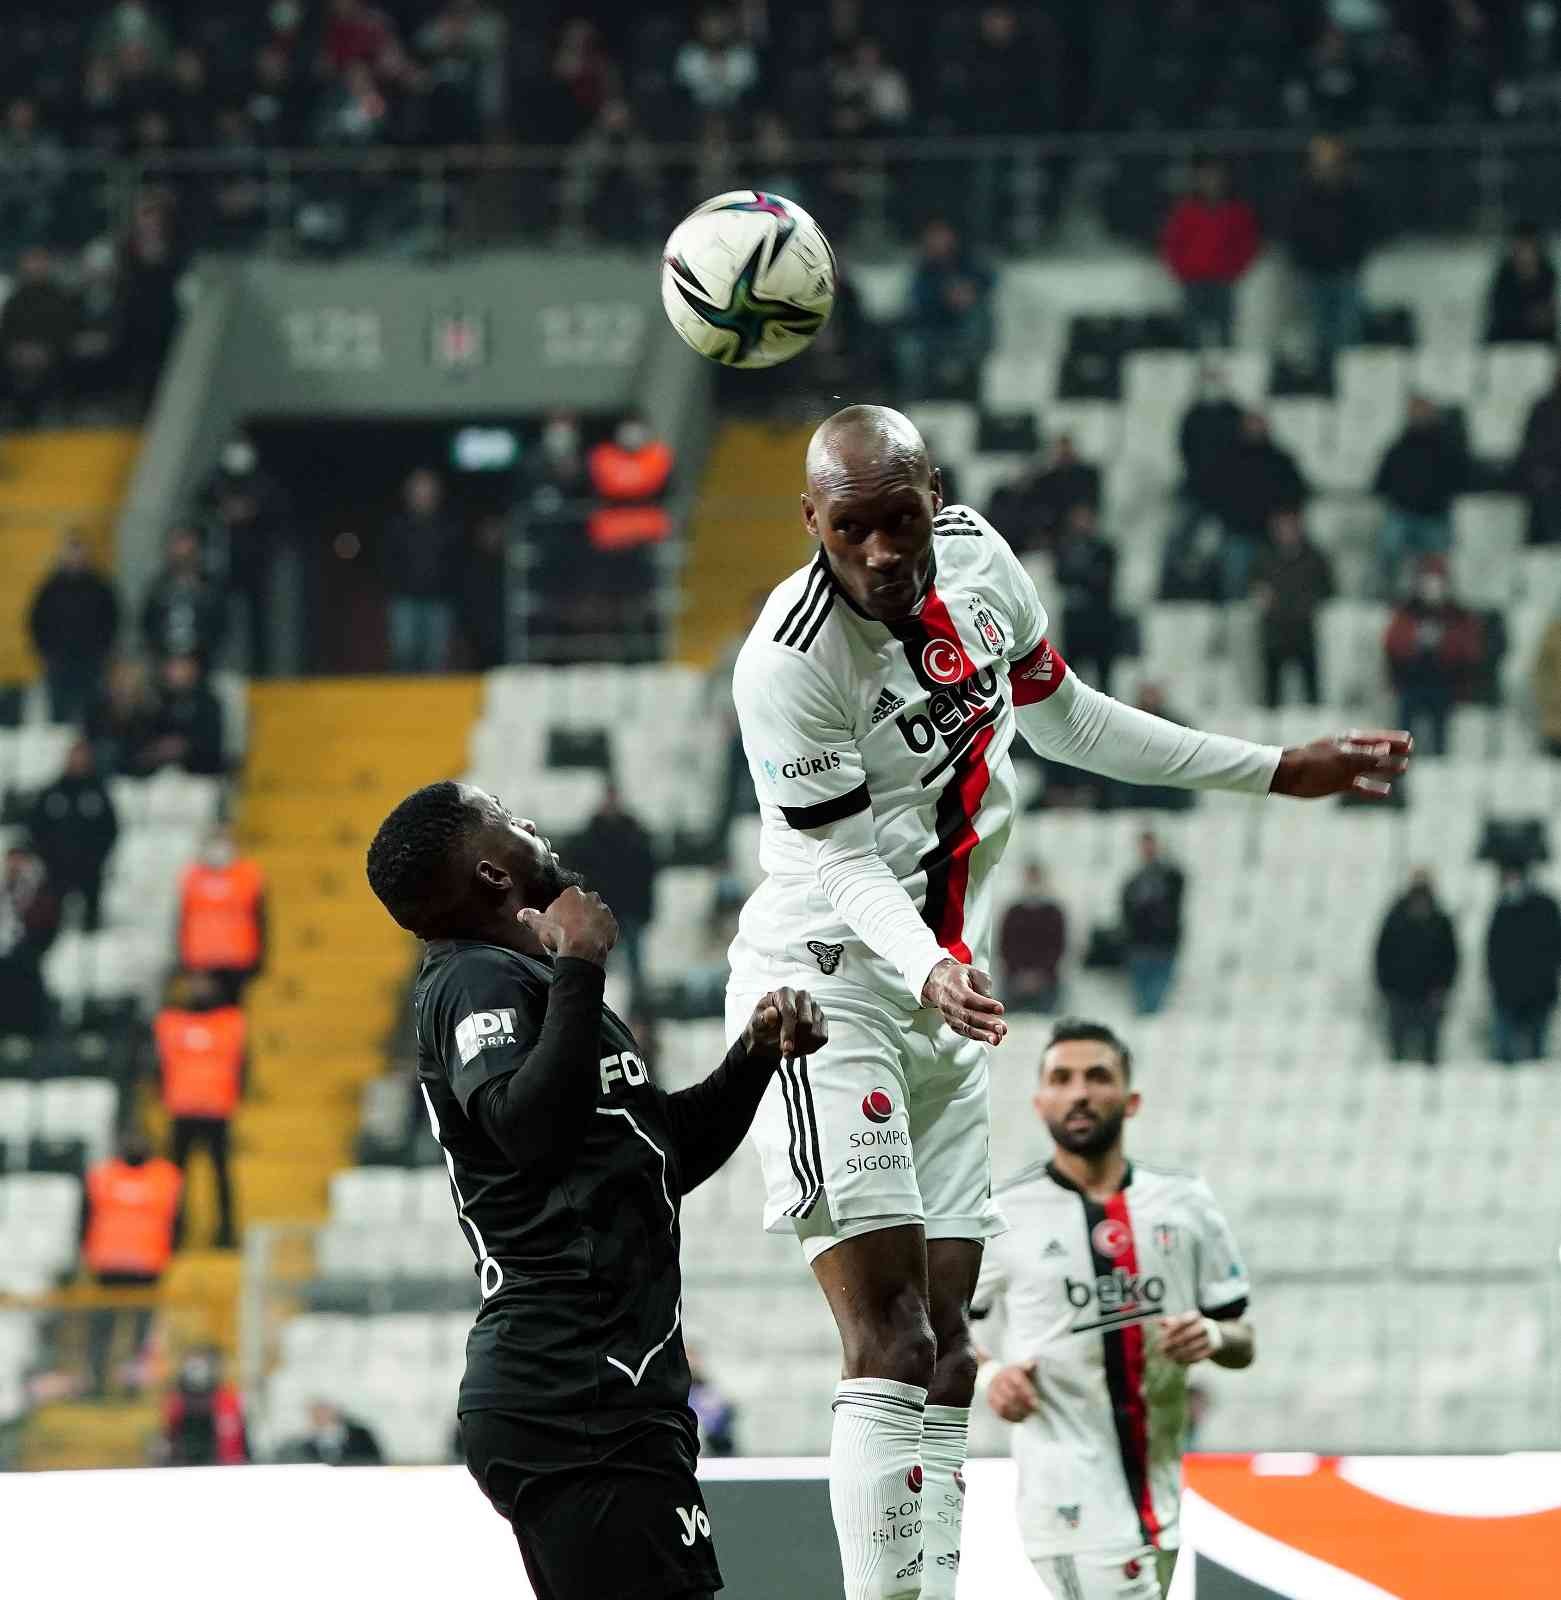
[967,595,1005,654]
[430,303,490,374]
[1154,1223,1179,1253]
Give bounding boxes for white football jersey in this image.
[728,505,1064,1004]
[972,1160,1250,1559]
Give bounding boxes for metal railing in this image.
[17,122,1561,263]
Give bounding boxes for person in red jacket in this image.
[160,1344,248,1466]
[1160,159,1262,350]
[1384,559,1483,757]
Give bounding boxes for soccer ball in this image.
[660,190,836,369]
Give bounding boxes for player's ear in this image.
[1124,1089,1142,1121]
[475,858,512,894]
[801,491,820,542]
[930,466,945,514]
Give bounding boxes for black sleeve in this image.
[655,1035,780,1196]
[468,958,606,1183]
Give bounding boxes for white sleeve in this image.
[971,1233,1009,1321]
[1190,1179,1252,1318]
[734,645,947,1003]
[1010,652,1281,795]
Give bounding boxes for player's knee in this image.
[840,1285,936,1389]
[930,1327,979,1404]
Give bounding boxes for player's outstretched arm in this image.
[1268,731,1412,799]
[658,989,829,1194]
[471,889,617,1182]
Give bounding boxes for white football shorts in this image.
[725,972,1003,1261]
[1033,1547,1171,1600]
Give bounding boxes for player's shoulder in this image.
[741,553,838,661]
[993,1158,1055,1198]
[932,503,1031,591]
[418,940,548,1008]
[1132,1161,1220,1208]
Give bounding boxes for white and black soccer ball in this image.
[660,190,836,369]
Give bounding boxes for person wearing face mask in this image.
[1372,394,1467,598]
[1384,558,1483,757]
[1374,868,1459,1065]
[586,414,674,657]
[155,970,248,1249]
[161,1345,248,1466]
[177,827,266,1003]
[1485,867,1561,1064]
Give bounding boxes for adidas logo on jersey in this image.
[1019,645,1057,684]
[871,688,906,724]
[1043,1238,1067,1259]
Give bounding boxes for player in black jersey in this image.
[366,780,827,1600]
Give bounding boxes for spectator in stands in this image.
[895,218,994,400]
[166,46,211,148]
[0,840,60,1037]
[1288,136,1370,377]
[940,4,1058,136]
[1384,558,1483,756]
[85,658,157,777]
[1294,25,1369,128]
[141,654,226,776]
[1516,368,1561,546]
[681,865,745,1016]
[82,1132,182,1394]
[248,42,313,149]
[988,432,1101,554]
[156,970,246,1249]
[160,1345,247,1466]
[141,525,226,669]
[1485,221,1558,345]
[178,826,266,1002]
[27,530,120,722]
[0,247,79,425]
[999,861,1067,1013]
[1536,604,1561,755]
[1054,501,1119,693]
[282,1400,385,1466]
[827,36,912,137]
[1374,869,1458,1065]
[461,514,508,670]
[423,6,507,139]
[570,783,657,1008]
[688,1349,738,1457]
[89,1,172,71]
[1159,158,1261,350]
[321,0,401,80]
[1215,410,1307,603]
[1373,394,1466,595]
[116,189,184,404]
[28,740,118,934]
[1485,867,1561,1064]
[382,467,460,673]
[0,99,67,251]
[1119,831,1184,1016]
[548,18,619,142]
[586,414,675,658]
[1253,507,1335,708]
[674,7,759,125]
[1163,364,1246,599]
[198,434,291,678]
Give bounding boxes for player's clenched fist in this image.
[986,1358,1041,1423]
[518,886,618,966]
[922,957,1008,1045]
[743,988,829,1061]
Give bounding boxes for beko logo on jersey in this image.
[455,1009,517,1066]
[1065,1269,1167,1334]
[895,665,1001,756]
[600,1051,648,1094]
[779,751,843,779]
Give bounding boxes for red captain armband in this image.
[1009,637,1069,706]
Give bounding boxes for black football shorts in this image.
[459,1406,722,1600]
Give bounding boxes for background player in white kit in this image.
[974,1019,1254,1600]
[723,404,1408,1600]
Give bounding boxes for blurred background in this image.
[0,0,1559,1493]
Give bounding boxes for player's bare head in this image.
[802,405,942,620]
[366,781,578,940]
[1036,1019,1139,1158]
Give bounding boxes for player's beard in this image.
[1046,1104,1126,1157]
[532,856,586,904]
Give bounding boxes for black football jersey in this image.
[413,940,690,1415]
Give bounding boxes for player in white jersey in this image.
[974,1019,1254,1600]
[723,405,1407,1600]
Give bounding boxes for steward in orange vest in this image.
[178,829,266,1000]
[84,1139,183,1282]
[155,973,246,1249]
[586,419,674,551]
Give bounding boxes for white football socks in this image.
[918,1404,971,1599]
[829,1377,928,1600]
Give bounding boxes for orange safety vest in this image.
[179,860,264,971]
[157,1006,246,1119]
[83,1157,183,1277]
[587,439,674,550]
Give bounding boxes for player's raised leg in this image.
[921,1236,982,1599]
[811,1225,933,1600]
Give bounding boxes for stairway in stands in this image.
[0,429,140,683]
[675,421,815,666]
